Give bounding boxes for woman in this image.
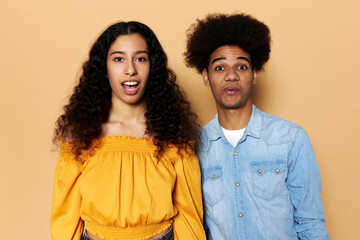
[51,21,205,240]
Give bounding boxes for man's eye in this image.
[114,57,124,62]
[238,65,248,70]
[215,66,224,71]
[136,57,147,62]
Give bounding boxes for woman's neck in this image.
[102,97,148,138]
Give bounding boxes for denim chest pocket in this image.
[201,166,224,206]
[249,160,287,201]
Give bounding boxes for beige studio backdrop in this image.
[1,0,360,239]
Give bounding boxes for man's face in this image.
[202,45,258,111]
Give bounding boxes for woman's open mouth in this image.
[122,80,140,95]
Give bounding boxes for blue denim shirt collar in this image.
[207,105,261,141]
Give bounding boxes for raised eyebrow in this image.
[210,57,225,66]
[210,56,251,66]
[109,50,149,56]
[237,57,251,64]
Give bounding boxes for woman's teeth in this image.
[123,81,138,86]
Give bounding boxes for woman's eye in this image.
[215,66,224,71]
[136,57,147,62]
[114,57,124,62]
[238,65,248,70]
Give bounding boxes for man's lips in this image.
[223,87,240,95]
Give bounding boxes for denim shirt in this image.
[197,105,329,240]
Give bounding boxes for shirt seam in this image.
[287,126,302,171]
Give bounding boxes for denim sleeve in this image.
[287,128,330,240]
[203,216,211,239]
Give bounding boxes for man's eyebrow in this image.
[237,56,251,63]
[210,56,251,65]
[109,50,149,56]
[210,57,225,65]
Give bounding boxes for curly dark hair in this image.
[53,21,199,159]
[184,13,271,73]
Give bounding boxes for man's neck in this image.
[217,102,252,130]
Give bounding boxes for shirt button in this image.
[212,174,215,178]
[236,182,240,187]
[258,169,262,173]
[234,152,238,156]
[238,213,243,217]
[201,177,204,181]
[275,169,280,173]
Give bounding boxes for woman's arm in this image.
[50,143,84,240]
[172,152,206,240]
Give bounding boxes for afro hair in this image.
[184,13,271,73]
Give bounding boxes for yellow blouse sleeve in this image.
[172,152,206,240]
[50,144,84,240]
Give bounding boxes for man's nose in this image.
[224,67,239,81]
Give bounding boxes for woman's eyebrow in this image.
[110,50,149,56]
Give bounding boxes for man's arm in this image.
[287,128,330,239]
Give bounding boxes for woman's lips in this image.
[122,80,140,95]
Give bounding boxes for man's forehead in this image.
[210,46,250,59]
[210,46,251,65]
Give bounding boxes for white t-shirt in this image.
[221,127,246,148]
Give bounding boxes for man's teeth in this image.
[123,81,138,86]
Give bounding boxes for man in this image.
[184,13,329,239]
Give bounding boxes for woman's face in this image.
[106,34,150,106]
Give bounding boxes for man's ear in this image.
[252,70,258,85]
[202,69,210,87]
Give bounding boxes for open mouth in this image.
[122,81,140,94]
[224,87,240,95]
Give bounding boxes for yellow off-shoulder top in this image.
[50,136,205,240]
